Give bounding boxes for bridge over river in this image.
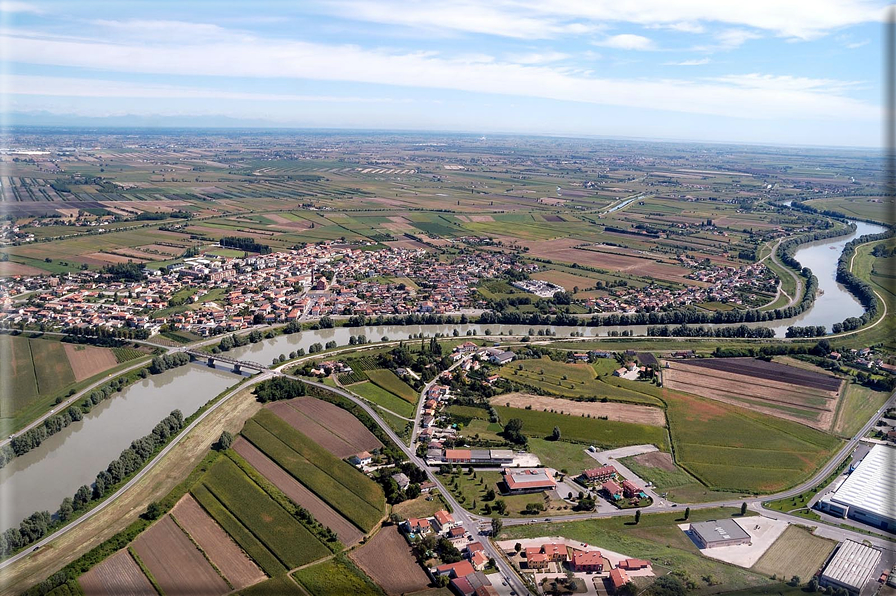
[184,349,268,374]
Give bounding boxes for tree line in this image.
[220,236,271,254]
[832,229,894,334]
[646,324,775,338]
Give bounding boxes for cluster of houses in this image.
[515,541,651,594]
[511,279,565,298]
[0,242,515,334]
[830,347,894,373]
[578,465,646,506]
[583,262,776,313]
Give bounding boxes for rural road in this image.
[0,371,271,572]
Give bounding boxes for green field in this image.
[833,383,891,437]
[238,575,305,595]
[500,507,773,595]
[365,369,418,402]
[242,411,385,531]
[664,389,841,493]
[197,457,331,568]
[500,357,663,406]
[292,556,384,596]
[492,405,669,450]
[29,338,76,395]
[526,438,597,474]
[348,381,416,418]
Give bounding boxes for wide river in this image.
[0,216,884,532]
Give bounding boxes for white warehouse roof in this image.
[821,540,882,591]
[829,444,896,523]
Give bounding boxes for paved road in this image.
[0,372,271,572]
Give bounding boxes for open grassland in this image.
[663,389,841,493]
[241,411,385,532]
[131,514,230,596]
[348,381,416,418]
[752,525,836,580]
[526,438,597,474]
[500,507,773,595]
[78,550,156,596]
[171,494,266,591]
[350,527,430,595]
[490,392,666,426]
[196,457,332,569]
[293,556,385,596]
[833,384,891,437]
[366,368,418,402]
[500,356,663,406]
[492,405,669,450]
[663,358,842,430]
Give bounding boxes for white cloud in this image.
[505,51,569,64]
[667,57,711,66]
[846,39,871,48]
[0,31,877,122]
[594,34,655,50]
[713,73,863,94]
[0,1,43,14]
[713,28,762,48]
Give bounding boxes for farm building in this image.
[689,519,751,549]
[819,540,882,596]
[502,468,556,493]
[817,444,896,531]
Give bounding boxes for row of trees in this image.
[646,324,775,338]
[0,410,183,558]
[832,229,894,333]
[220,236,271,254]
[148,352,191,374]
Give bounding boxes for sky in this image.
[0,0,892,146]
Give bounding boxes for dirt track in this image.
[490,392,666,427]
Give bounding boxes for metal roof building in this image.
[818,444,896,531]
[689,519,751,549]
[819,540,882,595]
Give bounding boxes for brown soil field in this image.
[63,344,119,381]
[630,451,677,472]
[350,526,430,595]
[676,358,842,392]
[111,248,166,261]
[488,393,666,427]
[0,262,47,276]
[385,239,430,250]
[171,494,266,590]
[542,214,566,222]
[467,215,494,222]
[79,550,156,596]
[137,243,184,256]
[132,515,229,596]
[232,438,365,544]
[82,252,150,265]
[0,387,262,596]
[269,397,381,458]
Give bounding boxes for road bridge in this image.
[184,350,267,374]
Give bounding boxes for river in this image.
[0,364,236,532]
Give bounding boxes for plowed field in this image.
[268,397,381,458]
[79,550,155,596]
[350,526,430,595]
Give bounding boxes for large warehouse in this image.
[817,444,896,531]
[689,519,751,549]
[819,540,882,595]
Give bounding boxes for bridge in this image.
[184,350,268,374]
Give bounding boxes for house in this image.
[420,481,437,493]
[467,542,485,556]
[392,472,411,491]
[448,526,468,546]
[436,560,475,578]
[541,543,568,562]
[609,568,630,593]
[349,451,373,466]
[445,449,472,464]
[603,480,623,500]
[622,480,642,498]
[434,510,458,533]
[580,465,617,484]
[484,347,515,365]
[572,550,604,572]
[502,468,556,494]
[403,518,432,535]
[524,548,549,570]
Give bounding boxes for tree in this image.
[651,575,686,596]
[808,578,819,592]
[144,501,162,520]
[58,497,74,522]
[215,430,233,451]
[684,507,690,520]
[73,485,91,510]
[491,517,503,537]
[514,542,522,553]
[494,500,507,515]
[551,426,561,441]
[740,502,748,516]
[788,576,801,587]
[634,510,641,524]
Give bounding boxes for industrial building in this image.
[502,468,557,493]
[819,540,882,596]
[689,519,752,549]
[817,444,896,531]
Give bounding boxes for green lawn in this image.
[365,369,418,402]
[526,438,596,474]
[500,507,772,595]
[833,383,891,437]
[348,381,416,418]
[439,469,565,517]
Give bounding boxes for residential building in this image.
[580,465,617,484]
[571,550,604,572]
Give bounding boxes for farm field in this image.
[365,368,418,402]
[195,456,332,569]
[78,550,156,596]
[62,344,118,381]
[663,358,844,430]
[293,556,385,596]
[266,397,382,459]
[170,494,266,591]
[500,507,773,595]
[237,575,305,595]
[490,392,666,426]
[241,409,385,531]
[492,405,670,450]
[499,356,663,406]
[232,437,365,545]
[832,384,891,437]
[615,451,746,503]
[663,388,841,493]
[348,380,416,418]
[349,526,430,595]
[751,525,836,580]
[131,515,230,596]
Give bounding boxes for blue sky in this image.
[0,0,890,146]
